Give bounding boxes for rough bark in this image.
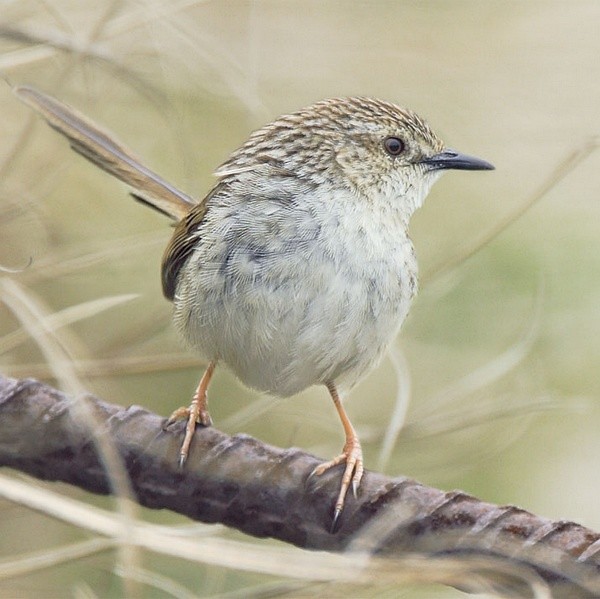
[0,374,598,597]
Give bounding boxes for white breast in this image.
[173,185,418,397]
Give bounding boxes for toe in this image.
[310,454,346,478]
[351,458,364,498]
[199,410,213,427]
[165,406,191,427]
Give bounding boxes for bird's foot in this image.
[311,436,364,532]
[165,403,213,428]
[164,398,212,467]
[163,362,216,467]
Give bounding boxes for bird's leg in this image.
[165,360,217,467]
[311,382,364,531]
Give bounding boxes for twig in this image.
[0,373,598,596]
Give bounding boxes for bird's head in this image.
[216,96,493,222]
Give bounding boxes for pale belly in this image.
[172,196,418,396]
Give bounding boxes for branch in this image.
[0,373,598,596]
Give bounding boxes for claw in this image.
[163,417,176,430]
[331,506,343,534]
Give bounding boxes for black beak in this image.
[422,149,494,171]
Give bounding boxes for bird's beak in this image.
[421,149,494,171]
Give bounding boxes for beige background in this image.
[0,1,599,597]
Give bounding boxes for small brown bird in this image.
[16,87,493,530]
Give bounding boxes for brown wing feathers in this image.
[15,85,209,300]
[15,86,196,221]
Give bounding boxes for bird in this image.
[16,87,494,531]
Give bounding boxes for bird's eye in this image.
[383,136,405,156]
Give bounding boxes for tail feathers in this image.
[15,85,195,221]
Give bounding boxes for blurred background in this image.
[0,1,599,597]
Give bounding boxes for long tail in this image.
[15,86,195,221]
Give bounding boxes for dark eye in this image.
[383,136,405,156]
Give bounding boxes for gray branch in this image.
[0,373,598,597]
